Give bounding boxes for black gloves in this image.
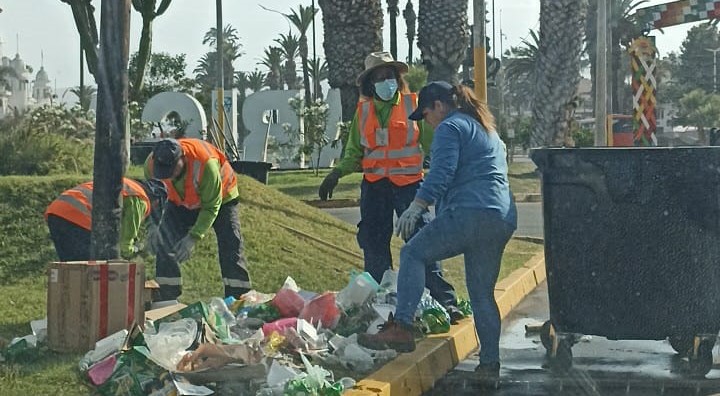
[319,169,341,200]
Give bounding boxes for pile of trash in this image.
[1,270,471,395]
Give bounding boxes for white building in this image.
[0,36,54,119]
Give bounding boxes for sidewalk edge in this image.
[346,251,546,396]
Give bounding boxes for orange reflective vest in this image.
[44,178,151,230]
[358,93,423,186]
[149,139,238,210]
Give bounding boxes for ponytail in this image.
[449,85,496,132]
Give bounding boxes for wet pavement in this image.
[427,282,720,396]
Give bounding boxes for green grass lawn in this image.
[0,173,542,394]
[266,161,540,204]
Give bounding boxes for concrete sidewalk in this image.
[344,252,547,396]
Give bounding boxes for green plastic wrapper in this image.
[2,338,40,363]
[457,298,473,316]
[285,378,343,396]
[421,308,451,334]
[246,302,281,322]
[97,347,172,396]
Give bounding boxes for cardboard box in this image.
[47,261,145,353]
[143,279,160,309]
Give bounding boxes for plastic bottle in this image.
[336,272,380,311]
[209,297,237,327]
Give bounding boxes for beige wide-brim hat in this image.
[355,51,409,86]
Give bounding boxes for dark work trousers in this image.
[357,178,458,308]
[47,214,92,261]
[155,199,251,300]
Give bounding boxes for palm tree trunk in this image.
[390,11,398,59]
[417,0,468,83]
[532,0,588,147]
[300,35,312,105]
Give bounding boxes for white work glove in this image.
[147,223,162,254]
[394,201,427,240]
[173,235,196,263]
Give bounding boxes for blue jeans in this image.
[395,207,515,364]
[357,178,457,307]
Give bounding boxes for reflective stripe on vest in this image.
[159,139,238,210]
[357,93,423,186]
[45,179,150,230]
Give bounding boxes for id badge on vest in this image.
[375,128,389,147]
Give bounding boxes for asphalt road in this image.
[426,283,720,396]
[323,202,544,239]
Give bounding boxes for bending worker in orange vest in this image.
[146,138,251,301]
[318,52,463,320]
[45,178,167,261]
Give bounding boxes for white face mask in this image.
[374,78,398,101]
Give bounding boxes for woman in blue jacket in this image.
[358,81,517,389]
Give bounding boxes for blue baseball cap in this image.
[408,81,455,121]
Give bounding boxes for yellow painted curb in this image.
[349,251,546,395]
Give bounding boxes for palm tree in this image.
[284,5,317,105]
[318,0,383,121]
[201,25,244,87]
[130,0,173,100]
[247,69,267,92]
[531,0,588,146]
[402,0,417,64]
[307,57,329,99]
[69,85,98,112]
[503,30,540,113]
[387,0,400,60]
[259,46,284,91]
[275,32,301,90]
[417,0,469,83]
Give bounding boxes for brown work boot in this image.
[357,313,416,353]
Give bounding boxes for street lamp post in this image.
[706,47,720,93]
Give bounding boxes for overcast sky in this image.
[0,0,700,90]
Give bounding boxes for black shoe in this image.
[445,305,465,325]
[475,361,500,389]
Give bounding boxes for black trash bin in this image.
[130,142,156,165]
[230,161,273,184]
[531,147,720,375]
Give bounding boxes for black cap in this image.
[151,139,182,179]
[408,81,455,121]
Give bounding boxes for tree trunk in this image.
[91,0,131,260]
[340,85,359,123]
[390,11,398,59]
[67,0,100,77]
[531,0,587,147]
[300,35,312,105]
[132,17,152,101]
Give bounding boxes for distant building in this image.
[0,36,54,119]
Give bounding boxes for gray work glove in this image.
[394,201,427,240]
[319,169,341,200]
[173,235,197,263]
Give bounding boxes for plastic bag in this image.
[144,318,197,371]
[299,292,341,329]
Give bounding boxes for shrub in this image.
[0,105,95,175]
